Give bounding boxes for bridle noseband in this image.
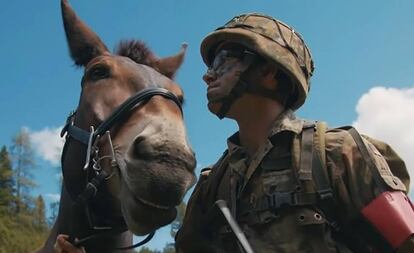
[60,87,183,250]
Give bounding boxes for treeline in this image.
[0,129,50,253]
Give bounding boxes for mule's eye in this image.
[89,65,110,81]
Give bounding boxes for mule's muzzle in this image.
[123,152,196,206]
[119,148,196,234]
[120,134,196,206]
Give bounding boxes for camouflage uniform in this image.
[176,13,413,253]
[176,110,410,252]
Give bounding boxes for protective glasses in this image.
[209,49,257,72]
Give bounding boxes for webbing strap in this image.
[298,122,315,180]
[237,191,318,223]
[298,121,334,204]
[310,125,374,253]
[311,141,334,204]
[346,127,387,190]
[298,122,337,229]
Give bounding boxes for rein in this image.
[60,87,183,250]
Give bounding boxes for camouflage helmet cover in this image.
[200,13,314,110]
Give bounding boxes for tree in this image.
[0,146,14,210]
[33,195,48,230]
[137,247,160,253]
[10,128,36,212]
[162,244,175,253]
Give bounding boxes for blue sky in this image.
[1,0,414,250]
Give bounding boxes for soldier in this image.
[175,13,414,253]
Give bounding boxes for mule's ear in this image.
[153,43,187,79]
[61,0,109,66]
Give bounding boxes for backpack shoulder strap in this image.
[297,121,327,179]
[314,121,327,169]
[302,122,372,252]
[345,127,388,190]
[299,121,336,223]
[337,126,406,192]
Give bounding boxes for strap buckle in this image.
[266,191,295,209]
[317,189,333,201]
[60,110,76,137]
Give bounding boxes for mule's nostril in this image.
[134,135,145,146]
[132,136,151,158]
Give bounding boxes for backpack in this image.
[301,121,410,252]
[306,121,409,194]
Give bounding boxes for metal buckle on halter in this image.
[83,126,96,170]
[60,110,76,138]
[91,131,118,180]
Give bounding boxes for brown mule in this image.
[37,1,196,252]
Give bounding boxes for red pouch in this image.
[361,191,414,249]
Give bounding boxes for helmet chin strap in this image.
[216,78,249,119]
[215,59,290,119]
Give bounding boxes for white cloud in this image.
[30,126,65,166]
[353,86,414,193]
[45,193,60,202]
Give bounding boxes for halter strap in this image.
[61,88,183,145]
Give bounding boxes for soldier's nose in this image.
[203,70,217,84]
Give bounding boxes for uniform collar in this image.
[225,109,303,187]
[268,109,303,136]
[227,109,303,155]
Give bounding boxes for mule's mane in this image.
[115,40,157,67]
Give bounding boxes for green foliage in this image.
[0,131,49,253]
[135,243,176,253]
[0,146,14,210]
[137,246,161,253]
[0,199,49,253]
[33,195,48,230]
[162,243,176,253]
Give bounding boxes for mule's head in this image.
[61,0,196,235]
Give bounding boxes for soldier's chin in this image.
[207,101,222,115]
[121,186,177,235]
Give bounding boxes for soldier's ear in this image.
[260,61,278,77]
[260,62,279,90]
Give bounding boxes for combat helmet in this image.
[201,13,314,110]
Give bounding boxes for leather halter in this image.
[60,87,183,249]
[61,87,183,146]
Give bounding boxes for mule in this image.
[37,1,196,252]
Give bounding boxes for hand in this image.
[53,234,86,253]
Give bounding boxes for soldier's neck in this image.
[234,97,284,156]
